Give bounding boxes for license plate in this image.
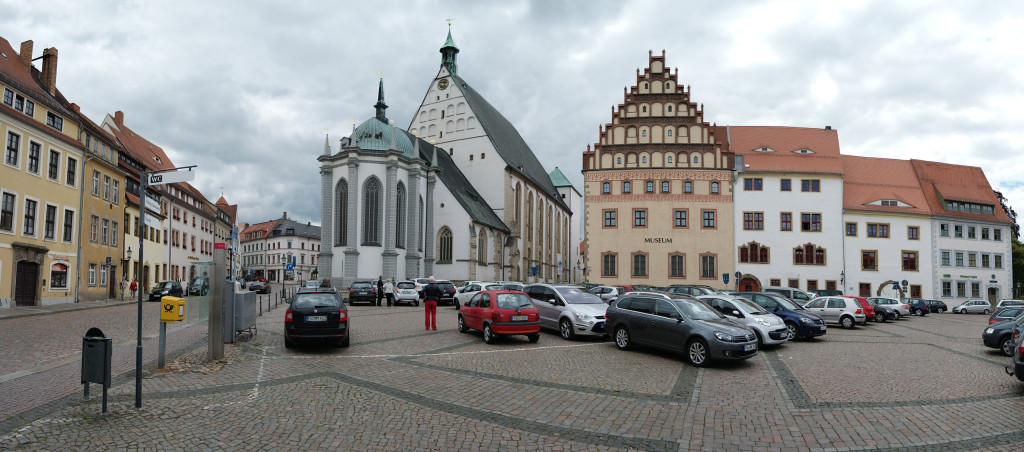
[306,315,327,322]
[743,344,756,351]
[511,315,528,321]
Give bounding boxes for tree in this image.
[996,190,1023,297]
[994,190,1020,239]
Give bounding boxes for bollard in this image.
[259,296,263,316]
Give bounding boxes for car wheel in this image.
[284,338,294,349]
[686,338,709,367]
[753,330,764,348]
[894,312,901,320]
[528,333,540,343]
[483,324,496,344]
[559,318,575,340]
[937,308,944,314]
[840,316,855,329]
[415,301,420,307]
[1002,336,1014,357]
[784,322,799,341]
[984,309,991,315]
[914,309,923,316]
[458,315,468,333]
[614,326,632,350]
[874,312,885,322]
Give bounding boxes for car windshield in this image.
[305,281,319,287]
[732,299,768,315]
[352,283,372,290]
[416,279,429,284]
[397,282,416,289]
[555,287,604,304]
[671,299,724,321]
[155,282,173,290]
[774,296,804,311]
[496,293,534,309]
[292,293,340,308]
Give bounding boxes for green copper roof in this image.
[442,29,458,50]
[548,167,574,188]
[351,117,416,158]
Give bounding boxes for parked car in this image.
[995,297,1019,307]
[841,296,884,323]
[868,297,910,318]
[732,292,827,340]
[953,299,992,315]
[523,284,608,340]
[809,289,844,298]
[903,298,930,316]
[496,282,525,292]
[606,292,758,367]
[457,290,541,344]
[865,298,900,321]
[1010,334,1024,382]
[284,288,349,348]
[989,307,1024,325]
[697,295,788,347]
[188,277,209,296]
[436,280,458,306]
[926,299,948,313]
[149,281,184,301]
[665,285,725,297]
[591,285,623,303]
[394,281,420,306]
[763,286,817,304]
[984,317,1021,356]
[248,281,271,294]
[347,281,377,305]
[802,297,866,329]
[455,282,501,309]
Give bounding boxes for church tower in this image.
[439,28,459,76]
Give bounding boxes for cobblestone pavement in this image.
[2,303,1023,451]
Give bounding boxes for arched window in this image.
[710,182,720,194]
[642,106,647,113]
[362,177,381,246]
[514,184,522,233]
[641,130,647,137]
[623,181,631,193]
[667,156,673,163]
[641,156,647,163]
[684,181,693,193]
[693,156,698,164]
[335,179,347,246]
[738,241,770,263]
[477,228,487,263]
[437,227,453,263]
[644,82,648,89]
[419,196,424,252]
[661,181,670,193]
[645,181,654,193]
[667,129,673,136]
[602,182,610,194]
[616,157,622,164]
[396,182,406,248]
[667,105,673,113]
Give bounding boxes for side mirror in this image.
[731,310,742,317]
[549,298,558,305]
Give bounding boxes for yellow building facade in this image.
[77,120,127,301]
[1,39,85,306]
[580,52,736,288]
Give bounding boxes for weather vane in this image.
[376,70,382,80]
[446,17,454,27]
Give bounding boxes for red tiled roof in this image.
[727,126,843,175]
[910,159,1011,223]
[841,155,931,215]
[0,38,52,105]
[215,196,237,224]
[240,219,278,242]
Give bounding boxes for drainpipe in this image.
[75,153,91,303]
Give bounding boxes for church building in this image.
[318,30,578,289]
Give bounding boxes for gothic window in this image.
[616,157,622,164]
[667,156,672,163]
[419,196,424,252]
[437,226,453,263]
[396,182,406,248]
[362,177,381,246]
[738,242,770,264]
[793,243,826,265]
[336,179,347,246]
[667,105,673,113]
[642,106,647,113]
[667,129,673,136]
[477,228,487,263]
[641,130,647,137]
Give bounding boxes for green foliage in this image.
[1014,237,1024,298]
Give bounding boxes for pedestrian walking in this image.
[422,276,441,331]
[376,276,384,306]
[120,277,128,300]
[129,279,138,298]
[384,278,395,307]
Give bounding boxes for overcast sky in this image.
[3,0,1022,228]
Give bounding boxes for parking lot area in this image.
[3,304,1024,451]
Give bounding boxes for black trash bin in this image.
[81,327,112,413]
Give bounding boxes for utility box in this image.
[81,327,112,412]
[160,296,186,322]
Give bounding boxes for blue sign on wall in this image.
[723,273,730,285]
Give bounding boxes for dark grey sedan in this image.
[605,292,758,367]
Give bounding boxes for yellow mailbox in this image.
[160,296,186,322]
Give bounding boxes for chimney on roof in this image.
[19,40,33,67]
[825,125,832,131]
[283,211,287,219]
[70,103,80,113]
[115,111,124,126]
[41,47,58,95]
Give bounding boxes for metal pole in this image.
[158,321,166,368]
[135,170,146,408]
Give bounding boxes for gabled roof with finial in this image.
[350,79,416,158]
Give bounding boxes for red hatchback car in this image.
[457,290,541,344]
[842,296,879,322]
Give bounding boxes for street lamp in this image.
[576,254,588,284]
[840,271,845,292]
[124,246,133,278]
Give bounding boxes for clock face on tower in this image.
[437,78,449,90]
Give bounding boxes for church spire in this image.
[374,77,388,122]
[439,25,459,76]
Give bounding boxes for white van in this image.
[762,286,816,304]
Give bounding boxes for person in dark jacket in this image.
[376,276,384,306]
[422,276,441,331]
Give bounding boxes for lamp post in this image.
[576,254,588,284]
[124,246,132,279]
[840,271,845,293]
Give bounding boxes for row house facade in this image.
[240,219,276,281]
[266,215,320,282]
[1,38,84,307]
[581,52,735,288]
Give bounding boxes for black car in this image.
[187,278,208,296]
[866,298,900,321]
[903,298,930,316]
[149,281,184,301]
[284,289,349,348]
[436,280,457,306]
[984,312,1024,356]
[926,299,948,313]
[348,281,376,305]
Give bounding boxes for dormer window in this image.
[754,146,774,152]
[793,148,815,154]
[881,200,898,206]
